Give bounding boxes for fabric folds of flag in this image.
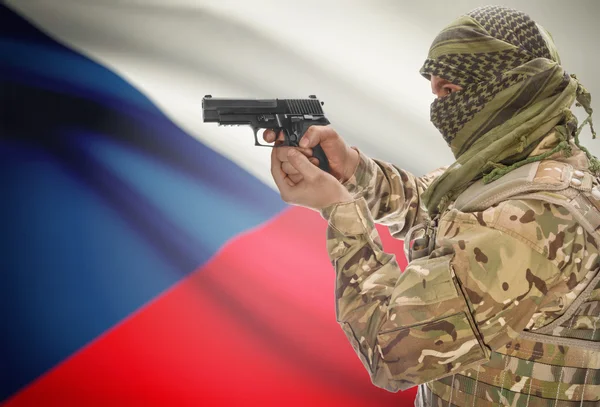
[0,4,415,406]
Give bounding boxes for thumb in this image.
[299,126,327,148]
[287,149,320,179]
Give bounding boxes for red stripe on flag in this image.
[6,207,416,407]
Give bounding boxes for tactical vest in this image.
[408,160,600,406]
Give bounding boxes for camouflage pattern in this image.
[321,137,600,405]
[340,147,447,239]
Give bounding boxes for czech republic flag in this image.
[1,3,416,406]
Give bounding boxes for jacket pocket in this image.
[375,255,489,387]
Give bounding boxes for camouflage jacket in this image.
[320,138,600,406]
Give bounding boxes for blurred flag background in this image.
[1,1,598,406]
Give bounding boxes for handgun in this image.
[202,95,330,172]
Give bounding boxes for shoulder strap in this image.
[454,160,580,213]
[454,159,600,237]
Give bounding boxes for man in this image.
[265,5,599,406]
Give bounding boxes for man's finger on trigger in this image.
[263,129,275,143]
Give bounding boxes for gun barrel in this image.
[202,97,278,109]
[202,96,325,123]
[202,97,281,123]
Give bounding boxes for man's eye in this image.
[444,87,453,95]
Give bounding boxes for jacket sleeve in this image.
[342,147,447,238]
[320,197,582,392]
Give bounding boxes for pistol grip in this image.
[312,144,330,172]
[292,119,331,173]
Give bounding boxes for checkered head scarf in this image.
[419,5,597,216]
